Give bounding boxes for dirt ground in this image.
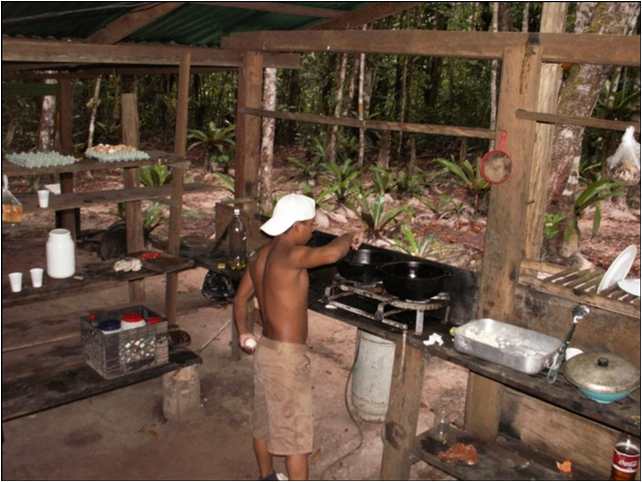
[2,267,465,481]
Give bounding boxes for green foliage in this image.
[433,157,489,193]
[187,121,235,172]
[359,194,407,238]
[393,224,437,258]
[424,194,467,219]
[213,172,235,194]
[574,178,625,237]
[138,164,171,187]
[320,158,360,205]
[288,134,327,184]
[396,169,425,196]
[370,165,397,195]
[543,212,565,240]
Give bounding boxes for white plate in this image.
[618,278,641,297]
[597,245,637,293]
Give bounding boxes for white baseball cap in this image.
[260,194,316,236]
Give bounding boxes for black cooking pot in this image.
[380,261,451,300]
[337,248,395,284]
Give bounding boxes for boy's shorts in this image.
[252,336,313,455]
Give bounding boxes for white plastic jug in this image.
[46,228,75,279]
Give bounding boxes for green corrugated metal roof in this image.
[1,2,366,47]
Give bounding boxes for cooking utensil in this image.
[547,304,590,384]
[337,248,395,284]
[564,352,640,404]
[597,245,637,293]
[380,261,451,300]
[480,130,512,185]
[454,319,562,375]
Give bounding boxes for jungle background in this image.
[2,1,640,275]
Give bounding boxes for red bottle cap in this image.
[121,313,144,323]
[146,316,162,325]
[87,313,97,321]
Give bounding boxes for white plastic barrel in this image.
[351,329,395,421]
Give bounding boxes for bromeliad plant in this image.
[392,224,437,258]
[369,165,397,195]
[187,121,236,173]
[396,169,425,197]
[358,194,408,239]
[433,157,489,211]
[319,157,361,205]
[573,177,625,238]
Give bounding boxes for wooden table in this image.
[307,258,640,480]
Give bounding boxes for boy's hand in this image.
[350,231,365,250]
[239,333,258,354]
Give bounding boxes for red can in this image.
[611,437,640,481]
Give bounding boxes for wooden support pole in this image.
[165,52,190,326]
[56,78,78,238]
[466,43,542,442]
[121,75,145,303]
[234,52,264,198]
[381,337,425,480]
[524,2,568,261]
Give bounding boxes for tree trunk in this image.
[327,53,348,164]
[358,31,367,167]
[87,76,102,149]
[489,2,499,149]
[377,131,391,168]
[38,78,57,151]
[397,56,409,162]
[549,1,641,257]
[344,55,358,117]
[259,67,277,215]
[522,2,530,32]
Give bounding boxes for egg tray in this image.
[85,147,150,163]
[80,305,169,380]
[6,151,78,168]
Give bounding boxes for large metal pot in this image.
[380,261,451,300]
[564,352,640,404]
[337,248,395,284]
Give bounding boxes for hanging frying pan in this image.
[480,130,512,185]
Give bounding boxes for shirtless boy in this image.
[233,193,363,481]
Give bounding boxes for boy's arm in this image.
[232,269,257,353]
[288,231,364,269]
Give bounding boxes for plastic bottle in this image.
[611,435,640,480]
[228,208,247,271]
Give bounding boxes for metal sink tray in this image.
[454,319,562,375]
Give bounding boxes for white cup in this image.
[37,189,50,208]
[30,268,44,288]
[8,272,22,293]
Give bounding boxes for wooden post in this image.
[524,2,568,260]
[234,51,264,198]
[165,52,190,326]
[466,42,542,442]
[121,75,145,302]
[380,337,425,480]
[56,78,78,238]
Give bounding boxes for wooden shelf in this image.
[414,427,599,480]
[15,182,217,213]
[2,150,189,177]
[2,255,194,308]
[2,346,201,422]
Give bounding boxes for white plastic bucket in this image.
[351,329,395,421]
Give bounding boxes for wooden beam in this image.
[234,52,264,198]
[87,3,184,44]
[380,338,425,480]
[222,30,641,66]
[241,107,495,139]
[3,65,236,78]
[469,43,543,442]
[516,109,640,133]
[195,2,343,18]
[165,52,190,326]
[2,38,301,69]
[310,2,423,29]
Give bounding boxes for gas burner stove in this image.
[322,275,450,334]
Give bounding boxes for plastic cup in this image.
[37,189,50,208]
[30,268,44,288]
[8,272,22,293]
